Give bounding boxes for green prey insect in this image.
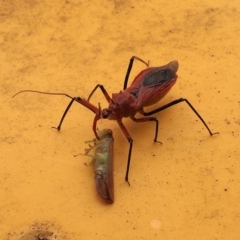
[82,129,114,204]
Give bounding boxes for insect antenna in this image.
[12,89,75,101]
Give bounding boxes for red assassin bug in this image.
[13,56,219,185]
[48,56,219,185]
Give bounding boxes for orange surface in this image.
[1,0,240,239]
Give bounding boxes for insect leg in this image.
[123,56,149,90]
[52,98,75,130]
[117,120,133,186]
[87,84,112,103]
[92,113,101,139]
[142,98,219,136]
[13,89,101,135]
[130,116,162,143]
[88,56,149,100]
[53,97,100,131]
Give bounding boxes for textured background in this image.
[1,0,239,239]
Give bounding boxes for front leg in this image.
[88,84,112,103]
[93,113,101,139]
[53,97,100,131]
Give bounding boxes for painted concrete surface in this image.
[1,0,240,239]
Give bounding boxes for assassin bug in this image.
[53,56,219,184]
[78,129,114,204]
[13,56,219,185]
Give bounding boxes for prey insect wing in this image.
[84,129,114,204]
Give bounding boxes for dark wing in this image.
[135,61,178,107]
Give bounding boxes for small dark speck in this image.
[152,154,155,157]
[224,188,228,192]
[225,119,230,124]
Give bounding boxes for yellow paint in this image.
[1,0,240,239]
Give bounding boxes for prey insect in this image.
[78,129,114,204]
[13,56,219,185]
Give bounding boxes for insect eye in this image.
[103,113,108,119]
[102,109,110,119]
